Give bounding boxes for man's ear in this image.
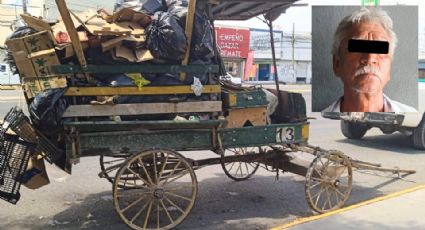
[332,55,342,78]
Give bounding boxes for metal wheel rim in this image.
[99,154,130,185]
[221,147,261,181]
[113,149,197,230]
[305,151,353,213]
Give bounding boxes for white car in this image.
[0,63,20,85]
[322,82,425,150]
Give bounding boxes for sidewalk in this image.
[271,185,425,230]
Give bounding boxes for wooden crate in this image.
[222,89,268,109]
[225,107,267,128]
[23,76,67,99]
[5,31,60,78]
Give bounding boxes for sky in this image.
[217,0,424,33]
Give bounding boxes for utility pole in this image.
[22,0,28,14]
[43,0,48,18]
[292,22,295,81]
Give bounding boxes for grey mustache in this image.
[354,66,381,77]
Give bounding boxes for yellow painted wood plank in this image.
[64,85,221,96]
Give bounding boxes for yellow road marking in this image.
[0,97,22,100]
[270,184,425,230]
[0,85,20,90]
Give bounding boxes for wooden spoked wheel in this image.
[99,154,130,184]
[305,151,353,213]
[221,147,262,181]
[113,149,197,230]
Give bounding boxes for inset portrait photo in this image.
[312,6,418,112]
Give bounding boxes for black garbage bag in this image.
[163,0,215,62]
[114,0,165,14]
[176,59,212,85]
[85,47,124,65]
[165,0,188,27]
[190,3,216,62]
[146,11,187,61]
[29,88,69,135]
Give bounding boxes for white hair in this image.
[332,7,398,59]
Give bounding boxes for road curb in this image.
[269,184,425,230]
[0,85,20,90]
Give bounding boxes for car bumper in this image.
[322,112,405,126]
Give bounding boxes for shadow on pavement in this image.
[336,132,424,154]
[0,172,386,230]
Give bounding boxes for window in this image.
[0,65,6,72]
[223,61,239,76]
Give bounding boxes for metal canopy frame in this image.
[208,0,298,20]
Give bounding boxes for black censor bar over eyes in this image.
[348,39,389,54]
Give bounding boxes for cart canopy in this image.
[208,0,299,20]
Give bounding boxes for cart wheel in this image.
[221,147,262,181]
[305,151,352,213]
[99,153,130,184]
[113,149,197,230]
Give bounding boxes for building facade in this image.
[215,26,250,80]
[215,24,312,84]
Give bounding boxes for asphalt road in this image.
[0,85,424,230]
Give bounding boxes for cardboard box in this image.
[6,30,55,54]
[23,75,67,98]
[30,49,61,76]
[225,107,267,128]
[22,155,50,190]
[5,31,59,78]
[222,89,268,109]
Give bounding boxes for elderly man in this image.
[322,7,417,112]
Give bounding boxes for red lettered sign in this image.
[215,27,250,58]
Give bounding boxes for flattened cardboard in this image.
[101,36,126,52]
[122,35,146,47]
[135,49,154,62]
[98,8,113,23]
[52,9,98,31]
[20,14,51,32]
[23,155,50,190]
[23,75,67,98]
[114,46,136,62]
[101,35,146,52]
[113,46,153,62]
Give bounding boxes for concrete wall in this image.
[277,60,311,84]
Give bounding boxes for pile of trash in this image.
[4,0,222,137]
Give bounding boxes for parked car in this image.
[0,63,20,85]
[322,82,425,149]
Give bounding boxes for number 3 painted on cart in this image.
[276,127,295,142]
